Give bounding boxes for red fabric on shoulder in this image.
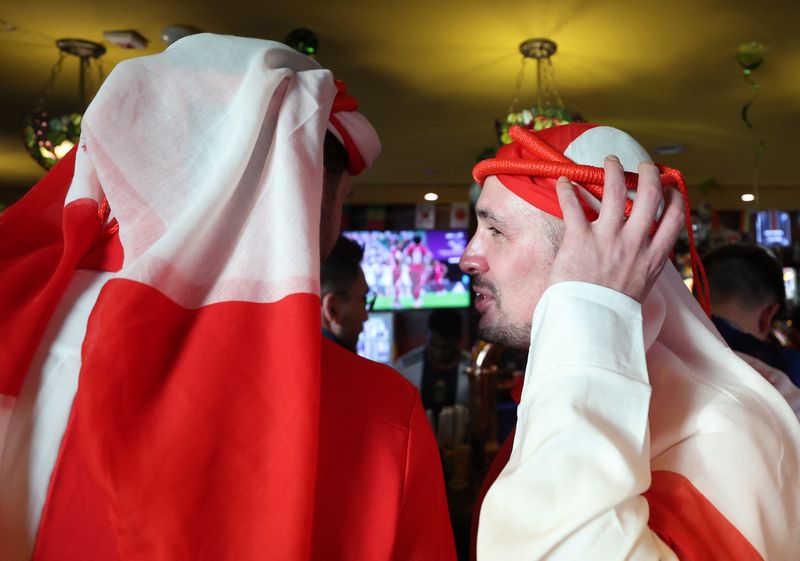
[35,280,321,560]
[644,470,764,561]
[314,338,456,560]
[32,403,119,561]
[0,147,103,397]
[77,228,123,272]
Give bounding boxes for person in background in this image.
[316,235,457,560]
[320,235,371,352]
[460,123,799,560]
[394,308,471,418]
[404,235,432,307]
[704,243,800,417]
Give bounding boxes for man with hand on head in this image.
[463,124,800,560]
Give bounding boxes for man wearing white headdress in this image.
[0,34,454,561]
[462,123,800,561]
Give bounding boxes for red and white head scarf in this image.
[0,34,378,559]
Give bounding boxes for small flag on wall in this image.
[415,203,435,229]
[366,204,386,230]
[450,202,469,229]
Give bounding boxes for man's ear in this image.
[758,302,781,336]
[321,292,340,325]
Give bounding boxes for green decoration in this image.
[495,39,583,145]
[496,106,582,145]
[22,111,82,170]
[736,41,767,206]
[736,41,765,71]
[284,28,319,57]
[737,41,766,130]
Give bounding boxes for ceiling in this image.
[1,0,799,209]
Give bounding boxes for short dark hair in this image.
[323,130,348,178]
[703,243,785,313]
[321,235,364,295]
[428,309,463,339]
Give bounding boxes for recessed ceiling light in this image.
[424,192,439,202]
[741,193,755,202]
[653,143,685,155]
[103,30,148,49]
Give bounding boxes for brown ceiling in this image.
[1,0,799,209]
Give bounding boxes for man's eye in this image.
[488,227,502,236]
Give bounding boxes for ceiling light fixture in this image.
[424,192,439,202]
[741,193,755,202]
[103,29,148,49]
[160,24,201,46]
[496,38,583,144]
[22,38,106,170]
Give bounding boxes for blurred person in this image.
[460,124,799,560]
[320,235,371,352]
[703,243,800,419]
[316,236,456,559]
[704,243,800,387]
[393,308,471,417]
[405,235,432,307]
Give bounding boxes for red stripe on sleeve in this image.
[644,470,764,561]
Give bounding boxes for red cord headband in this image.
[473,125,711,316]
[328,80,367,175]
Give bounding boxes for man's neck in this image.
[321,327,356,353]
[712,303,765,341]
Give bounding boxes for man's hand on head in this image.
[548,156,684,303]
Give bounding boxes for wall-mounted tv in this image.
[755,210,791,247]
[342,229,471,310]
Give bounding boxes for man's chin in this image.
[477,324,531,350]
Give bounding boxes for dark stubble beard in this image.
[473,277,532,350]
[478,322,531,350]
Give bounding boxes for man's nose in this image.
[459,239,488,275]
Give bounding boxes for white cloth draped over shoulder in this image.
[479,266,800,560]
[475,124,800,561]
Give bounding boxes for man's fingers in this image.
[556,177,589,231]
[648,185,685,263]
[626,162,664,234]
[598,155,627,226]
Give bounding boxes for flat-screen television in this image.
[342,229,471,310]
[356,312,394,364]
[755,210,791,247]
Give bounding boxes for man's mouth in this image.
[472,279,497,314]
